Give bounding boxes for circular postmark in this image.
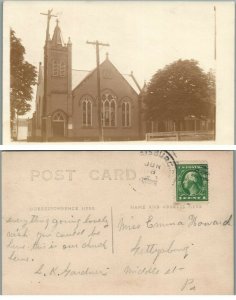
[139,150,177,187]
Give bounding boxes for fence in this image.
[146,130,215,141]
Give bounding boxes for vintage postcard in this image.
[2,151,233,294]
[2,1,235,144]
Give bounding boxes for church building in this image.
[27,17,214,142]
[29,20,143,141]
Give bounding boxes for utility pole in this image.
[40,9,57,141]
[213,6,216,140]
[214,6,216,61]
[86,40,109,141]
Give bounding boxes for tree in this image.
[143,59,216,130]
[10,29,37,131]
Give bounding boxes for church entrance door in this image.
[52,112,65,138]
[53,122,64,137]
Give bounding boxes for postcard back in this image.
[2,151,233,294]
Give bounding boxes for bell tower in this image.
[43,19,72,140]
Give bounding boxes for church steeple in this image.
[51,19,64,46]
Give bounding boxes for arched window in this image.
[53,112,64,121]
[102,93,116,127]
[82,97,92,126]
[122,102,131,127]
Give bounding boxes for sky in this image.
[5,1,216,117]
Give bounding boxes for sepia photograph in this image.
[3,1,234,143]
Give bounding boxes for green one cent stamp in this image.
[176,164,208,201]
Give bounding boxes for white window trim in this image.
[53,112,65,122]
[82,98,93,126]
[102,94,117,127]
[122,101,131,127]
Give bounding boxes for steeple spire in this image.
[40,9,57,43]
[51,19,64,46]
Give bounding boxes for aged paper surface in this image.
[2,151,233,294]
[3,1,235,144]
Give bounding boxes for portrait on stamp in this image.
[176,164,208,201]
[183,172,203,195]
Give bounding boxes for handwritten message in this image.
[4,208,232,291]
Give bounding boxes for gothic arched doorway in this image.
[52,111,66,138]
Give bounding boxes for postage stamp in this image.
[176,163,208,201]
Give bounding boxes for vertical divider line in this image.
[111,207,114,254]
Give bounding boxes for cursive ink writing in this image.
[130,235,191,264]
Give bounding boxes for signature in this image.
[34,262,109,277]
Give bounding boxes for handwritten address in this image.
[4,209,232,291]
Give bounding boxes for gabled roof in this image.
[72,69,91,90]
[123,73,141,94]
[72,58,141,95]
[37,58,141,95]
